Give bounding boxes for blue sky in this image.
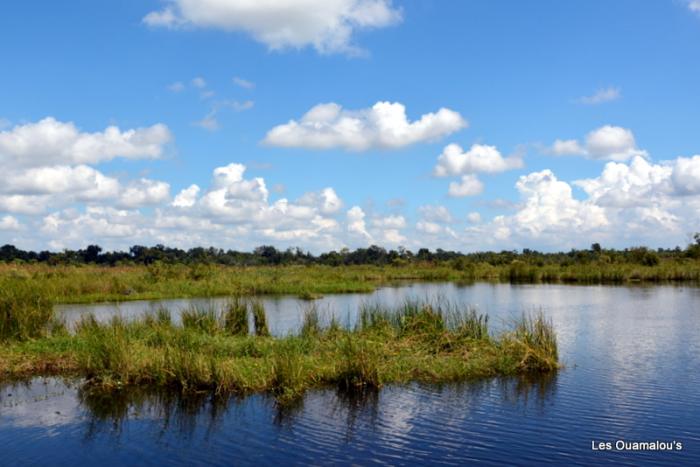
[1,0,700,252]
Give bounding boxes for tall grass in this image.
[501,313,559,372]
[223,298,248,336]
[1,262,699,307]
[1,300,559,404]
[251,301,270,337]
[0,277,58,341]
[300,305,321,338]
[181,307,219,334]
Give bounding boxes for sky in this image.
[1,0,700,253]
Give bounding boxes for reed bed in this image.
[0,262,698,308]
[0,300,559,403]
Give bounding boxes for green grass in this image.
[1,261,699,308]
[0,301,559,403]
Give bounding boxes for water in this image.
[3,283,700,465]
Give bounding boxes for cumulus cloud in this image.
[672,155,700,195]
[448,174,484,197]
[434,144,523,177]
[415,221,442,235]
[143,0,402,55]
[469,153,700,250]
[511,170,608,238]
[172,185,201,208]
[574,154,700,203]
[42,207,145,243]
[466,212,481,224]
[418,205,453,223]
[264,101,466,151]
[549,125,648,161]
[0,118,171,167]
[15,162,350,252]
[297,187,344,215]
[347,206,372,241]
[372,215,406,229]
[576,86,621,105]
[1,165,119,199]
[0,195,49,215]
[0,215,21,231]
[118,179,171,208]
[574,157,673,207]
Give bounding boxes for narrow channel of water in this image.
[3,283,699,465]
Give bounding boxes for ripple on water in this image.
[5,283,700,465]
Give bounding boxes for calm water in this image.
[3,283,700,465]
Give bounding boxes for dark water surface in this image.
[3,283,700,465]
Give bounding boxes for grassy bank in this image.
[1,261,700,307]
[0,301,558,403]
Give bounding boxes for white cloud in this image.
[347,206,372,241]
[467,212,481,224]
[416,220,442,235]
[574,156,673,207]
[469,155,700,250]
[511,170,608,238]
[418,205,453,223]
[118,179,171,208]
[264,101,466,151]
[18,163,348,252]
[1,165,120,200]
[576,86,621,105]
[550,139,585,156]
[689,1,700,13]
[377,228,406,245]
[549,125,648,161]
[372,215,406,229]
[172,185,201,208]
[0,215,21,231]
[448,174,484,197]
[434,144,523,177]
[0,118,171,167]
[672,155,700,195]
[143,0,402,55]
[42,207,145,242]
[0,195,49,215]
[297,187,343,215]
[233,76,255,89]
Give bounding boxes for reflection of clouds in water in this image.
[31,283,700,464]
[0,378,82,430]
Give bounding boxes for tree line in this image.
[1,236,700,267]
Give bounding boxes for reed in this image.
[223,298,249,336]
[0,262,699,307]
[181,307,219,335]
[0,301,559,403]
[251,300,270,337]
[0,277,57,341]
[300,305,321,338]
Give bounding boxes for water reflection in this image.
[4,283,700,465]
[1,373,557,445]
